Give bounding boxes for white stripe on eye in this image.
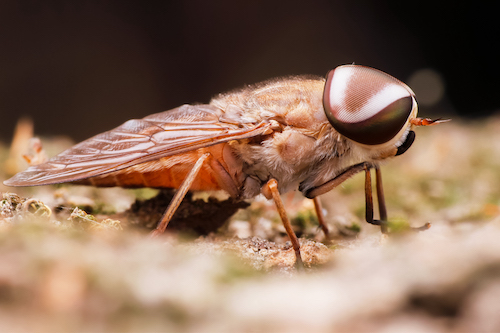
[328,67,353,110]
[355,84,410,122]
[330,77,410,123]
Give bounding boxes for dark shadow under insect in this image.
[127,189,250,235]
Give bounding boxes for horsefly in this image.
[4,65,447,266]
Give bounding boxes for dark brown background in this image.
[0,1,498,142]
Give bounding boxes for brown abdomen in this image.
[76,144,232,191]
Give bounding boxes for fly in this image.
[4,65,447,267]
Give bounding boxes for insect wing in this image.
[4,104,269,186]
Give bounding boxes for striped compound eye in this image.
[323,65,417,145]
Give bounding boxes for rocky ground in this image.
[1,117,500,332]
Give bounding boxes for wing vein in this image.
[4,105,270,187]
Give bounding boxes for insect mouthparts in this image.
[395,130,416,156]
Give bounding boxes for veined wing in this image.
[4,104,270,186]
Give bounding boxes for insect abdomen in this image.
[76,144,232,191]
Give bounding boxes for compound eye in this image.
[323,65,415,145]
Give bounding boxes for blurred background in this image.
[0,0,498,142]
[3,3,500,331]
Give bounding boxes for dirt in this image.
[125,189,250,234]
[2,117,500,332]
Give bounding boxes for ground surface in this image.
[1,118,500,332]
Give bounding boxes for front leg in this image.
[366,165,431,233]
[303,162,369,199]
[302,162,429,233]
[305,162,388,233]
[364,165,389,233]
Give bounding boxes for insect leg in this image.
[374,166,387,220]
[374,166,388,233]
[312,196,330,241]
[303,162,368,236]
[364,165,388,232]
[370,166,431,232]
[263,179,304,268]
[151,153,211,237]
[303,162,368,199]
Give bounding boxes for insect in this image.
[4,65,445,266]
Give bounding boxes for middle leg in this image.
[262,178,304,268]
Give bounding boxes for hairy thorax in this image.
[211,76,402,198]
[209,76,371,198]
